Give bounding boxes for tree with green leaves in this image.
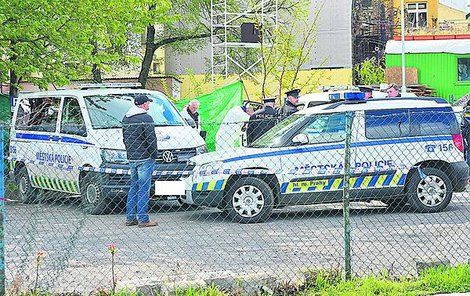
[0,0,172,97]
[258,0,322,99]
[354,57,386,85]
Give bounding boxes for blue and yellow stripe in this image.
[192,179,227,192]
[281,172,406,194]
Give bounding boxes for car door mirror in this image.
[185,117,196,128]
[292,134,309,145]
[200,130,207,140]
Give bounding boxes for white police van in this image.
[181,94,469,223]
[9,85,205,214]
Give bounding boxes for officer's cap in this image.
[262,97,276,103]
[134,94,153,105]
[285,89,301,98]
[358,86,373,92]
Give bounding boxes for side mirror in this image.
[292,134,309,145]
[185,117,196,128]
[200,130,207,140]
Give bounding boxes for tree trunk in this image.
[92,64,102,83]
[91,41,102,83]
[138,25,157,88]
[9,69,19,100]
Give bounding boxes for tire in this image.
[406,167,453,213]
[79,173,111,215]
[178,197,199,210]
[224,177,274,223]
[17,166,38,204]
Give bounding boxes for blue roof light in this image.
[344,92,366,104]
[328,93,341,100]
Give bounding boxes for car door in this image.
[48,96,90,194]
[351,109,411,200]
[13,96,61,190]
[279,112,349,205]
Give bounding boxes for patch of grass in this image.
[303,264,470,296]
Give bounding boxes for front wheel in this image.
[17,166,39,204]
[225,177,274,223]
[406,167,453,213]
[80,174,111,215]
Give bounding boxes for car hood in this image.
[190,147,279,166]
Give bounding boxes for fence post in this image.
[342,112,353,281]
[0,125,5,294]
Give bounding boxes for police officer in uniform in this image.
[246,97,277,145]
[280,89,300,118]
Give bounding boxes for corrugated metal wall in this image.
[386,53,470,102]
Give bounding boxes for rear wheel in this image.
[406,167,453,213]
[225,177,274,223]
[17,166,38,204]
[80,173,112,214]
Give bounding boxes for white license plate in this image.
[154,181,185,196]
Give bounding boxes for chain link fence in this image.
[1,95,470,295]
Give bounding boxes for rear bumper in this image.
[449,161,469,192]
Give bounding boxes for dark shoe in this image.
[138,221,158,228]
[125,219,138,226]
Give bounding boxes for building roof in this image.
[385,39,470,54]
[439,0,468,13]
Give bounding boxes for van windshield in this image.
[84,93,185,129]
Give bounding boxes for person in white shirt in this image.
[216,103,254,152]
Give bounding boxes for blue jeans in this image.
[126,159,154,223]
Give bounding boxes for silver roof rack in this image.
[77,83,142,90]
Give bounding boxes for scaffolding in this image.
[210,0,279,85]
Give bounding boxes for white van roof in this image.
[18,88,165,99]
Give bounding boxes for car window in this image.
[251,114,305,148]
[15,97,61,132]
[366,108,458,139]
[60,97,87,137]
[296,113,346,144]
[365,109,410,139]
[409,107,459,136]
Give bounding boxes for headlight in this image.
[100,149,128,164]
[196,145,207,155]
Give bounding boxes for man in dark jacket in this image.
[122,94,158,228]
[246,97,277,145]
[461,102,470,166]
[280,89,300,118]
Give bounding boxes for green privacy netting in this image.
[175,80,244,151]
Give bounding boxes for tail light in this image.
[452,134,465,153]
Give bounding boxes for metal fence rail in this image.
[1,108,469,294]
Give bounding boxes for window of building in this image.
[458,58,470,82]
[60,97,87,136]
[15,97,61,132]
[407,2,427,28]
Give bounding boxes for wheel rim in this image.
[86,183,99,205]
[232,185,264,218]
[19,176,28,200]
[416,175,447,207]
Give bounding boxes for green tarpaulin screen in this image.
[175,81,244,151]
[0,94,10,124]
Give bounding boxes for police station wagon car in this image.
[181,95,469,223]
[9,86,205,214]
